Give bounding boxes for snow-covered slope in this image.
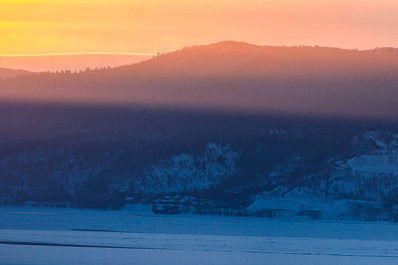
[1,127,397,221]
[248,131,398,221]
[346,155,398,175]
[351,131,398,156]
[130,143,238,195]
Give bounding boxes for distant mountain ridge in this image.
[0,67,34,79]
[1,41,398,120]
[120,41,398,78]
[0,54,151,72]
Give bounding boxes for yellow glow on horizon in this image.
[1,0,398,58]
[0,52,156,57]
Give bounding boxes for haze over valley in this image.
[1,42,398,120]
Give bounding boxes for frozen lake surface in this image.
[1,206,398,264]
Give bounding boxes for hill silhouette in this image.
[0,67,34,80]
[121,41,398,78]
[0,54,151,72]
[1,41,398,120]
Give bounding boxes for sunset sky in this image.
[1,0,398,70]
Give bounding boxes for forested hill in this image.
[1,41,398,121]
[119,41,398,78]
[0,42,398,219]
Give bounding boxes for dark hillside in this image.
[1,41,398,120]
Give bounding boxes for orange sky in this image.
[1,0,398,70]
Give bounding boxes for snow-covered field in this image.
[1,205,398,265]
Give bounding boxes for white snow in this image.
[1,229,398,265]
[247,197,388,220]
[3,244,397,265]
[1,206,398,264]
[133,143,238,194]
[247,198,303,212]
[347,155,398,175]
